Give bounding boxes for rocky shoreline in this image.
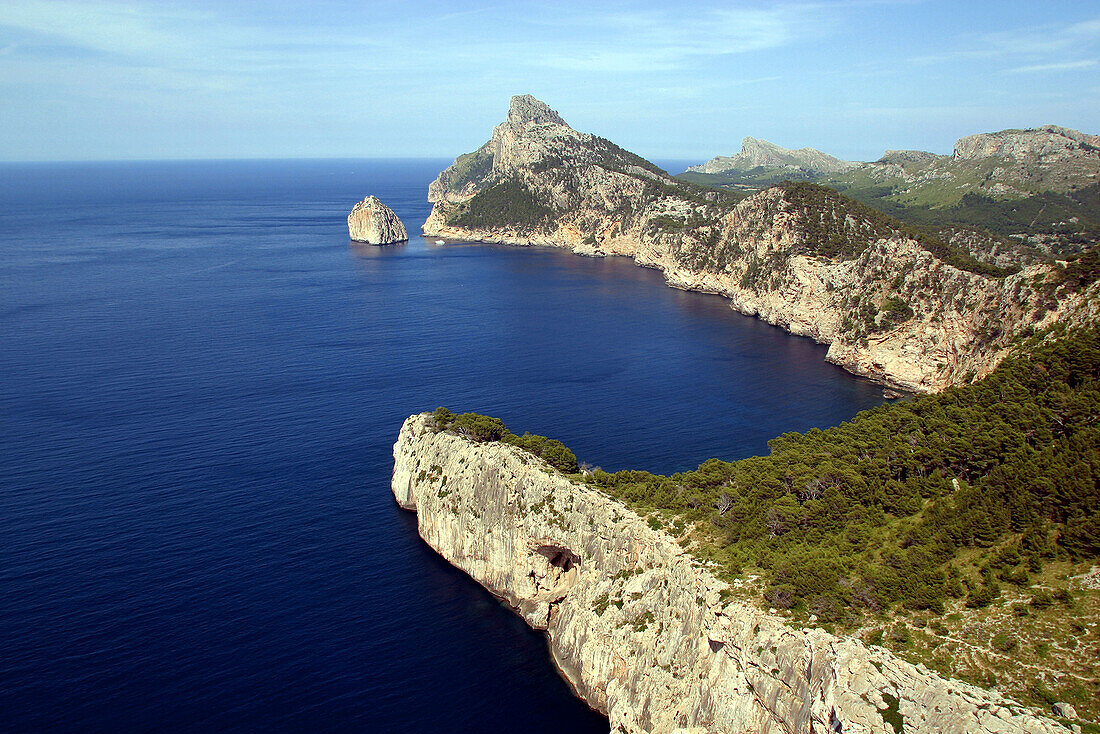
[391,413,1068,734]
[420,96,1099,394]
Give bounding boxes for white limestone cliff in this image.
[391,413,1069,734]
[348,195,408,244]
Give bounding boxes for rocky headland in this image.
[348,195,408,244]
[422,95,1099,393]
[391,412,1069,734]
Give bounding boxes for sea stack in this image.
[347,195,408,244]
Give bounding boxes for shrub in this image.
[451,413,506,442]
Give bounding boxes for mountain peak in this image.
[687,138,856,175]
[507,95,567,127]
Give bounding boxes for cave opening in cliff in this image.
[536,544,580,571]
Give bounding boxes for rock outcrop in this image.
[392,413,1069,734]
[423,95,1098,393]
[852,124,1100,200]
[687,137,858,175]
[953,125,1100,163]
[348,195,408,244]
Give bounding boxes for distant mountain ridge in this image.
[681,124,1100,258]
[686,137,858,175]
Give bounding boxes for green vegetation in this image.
[446,143,493,191]
[424,332,1100,715]
[1051,246,1100,293]
[881,692,905,734]
[585,327,1100,622]
[677,166,823,189]
[680,167,1100,263]
[449,179,558,231]
[830,181,1100,249]
[593,136,669,178]
[776,182,1014,276]
[430,407,578,473]
[879,296,914,327]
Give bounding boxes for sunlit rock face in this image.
[391,412,1066,734]
[348,195,408,245]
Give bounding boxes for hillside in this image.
[424,95,1100,393]
[393,404,1081,732]
[681,125,1100,260]
[411,326,1100,725]
[588,325,1100,720]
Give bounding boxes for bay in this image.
[0,159,886,732]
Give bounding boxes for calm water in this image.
[0,159,887,732]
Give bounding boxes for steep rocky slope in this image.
[391,413,1069,734]
[423,96,1098,393]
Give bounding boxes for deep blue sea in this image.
[0,159,888,732]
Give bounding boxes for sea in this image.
[0,159,889,732]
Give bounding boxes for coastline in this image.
[391,413,1067,734]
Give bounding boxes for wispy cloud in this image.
[911,15,1100,71]
[0,0,1095,161]
[1010,59,1097,73]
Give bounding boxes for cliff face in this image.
[423,96,1097,393]
[348,195,408,244]
[392,413,1067,734]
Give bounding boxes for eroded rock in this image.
[348,195,408,245]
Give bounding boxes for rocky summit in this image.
[391,413,1068,734]
[687,137,858,176]
[347,195,408,245]
[953,124,1100,163]
[423,95,1099,393]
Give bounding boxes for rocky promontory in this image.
[391,413,1068,734]
[348,195,408,244]
[423,95,1099,393]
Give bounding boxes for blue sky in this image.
[1,0,1097,162]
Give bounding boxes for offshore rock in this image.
[348,195,408,244]
[391,413,1068,734]
[423,96,1099,393]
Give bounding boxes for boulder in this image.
[1053,702,1078,720]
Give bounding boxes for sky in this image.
[1,0,1098,162]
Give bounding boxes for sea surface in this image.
[0,159,888,732]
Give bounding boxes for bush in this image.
[431,406,455,431]
[991,632,1018,653]
[450,413,506,442]
[430,409,579,472]
[504,431,579,473]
